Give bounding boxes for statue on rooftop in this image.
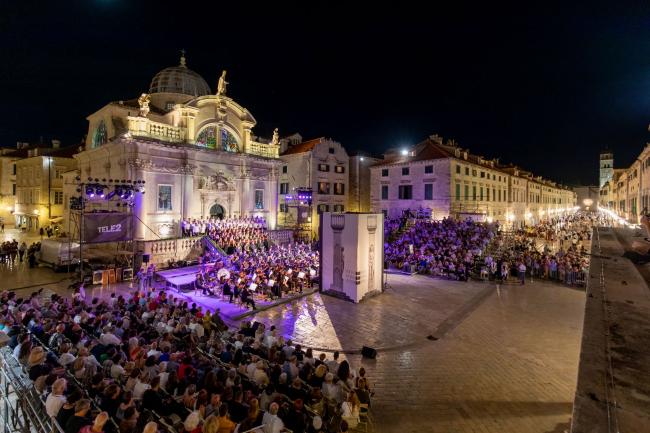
[217,70,228,96]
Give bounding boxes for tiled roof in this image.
[372,136,573,191]
[281,137,324,156]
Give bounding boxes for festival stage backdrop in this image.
[82,213,134,243]
[320,212,384,303]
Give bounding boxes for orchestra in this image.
[192,243,319,309]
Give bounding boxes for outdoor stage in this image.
[155,266,318,322]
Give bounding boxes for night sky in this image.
[2,1,650,186]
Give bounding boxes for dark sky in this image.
[1,1,650,185]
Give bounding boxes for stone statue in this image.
[270,128,280,146]
[138,93,151,117]
[217,70,228,96]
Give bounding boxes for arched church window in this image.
[91,120,107,148]
[195,125,239,152]
[196,126,218,149]
[221,128,239,152]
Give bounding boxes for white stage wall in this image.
[320,212,384,303]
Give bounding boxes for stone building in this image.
[14,140,78,231]
[278,137,349,238]
[65,53,282,240]
[370,135,576,226]
[599,142,650,223]
[0,147,19,226]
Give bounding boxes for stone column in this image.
[330,214,345,292]
[267,165,278,229]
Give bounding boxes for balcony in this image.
[246,141,279,159]
[127,117,185,143]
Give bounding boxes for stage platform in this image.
[155,264,319,322]
[166,284,318,323]
[156,265,203,292]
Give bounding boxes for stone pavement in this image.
[4,264,585,433]
[247,276,585,433]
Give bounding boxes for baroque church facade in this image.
[71,54,281,240]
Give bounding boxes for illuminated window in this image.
[335,166,345,173]
[255,190,264,209]
[221,128,239,152]
[318,182,330,194]
[196,126,217,149]
[195,126,239,152]
[333,204,344,212]
[91,120,107,148]
[54,191,63,205]
[334,183,345,195]
[158,185,172,211]
[318,164,330,172]
[317,204,329,212]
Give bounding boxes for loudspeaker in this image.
[142,254,150,263]
[361,346,377,359]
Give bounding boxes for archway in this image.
[209,203,225,220]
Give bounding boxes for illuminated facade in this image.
[278,137,349,237]
[14,141,77,231]
[370,135,576,226]
[66,54,281,239]
[599,143,650,224]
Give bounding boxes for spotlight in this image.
[96,187,105,198]
[86,186,94,198]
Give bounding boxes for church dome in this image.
[149,54,211,97]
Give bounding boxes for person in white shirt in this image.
[245,357,259,378]
[262,402,284,433]
[157,362,169,389]
[133,374,151,400]
[45,378,67,417]
[57,343,76,367]
[253,361,269,387]
[100,326,121,346]
[326,351,340,374]
[146,342,161,359]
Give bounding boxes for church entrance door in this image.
[209,204,225,220]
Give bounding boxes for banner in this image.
[82,213,134,243]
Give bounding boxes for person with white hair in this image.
[45,378,67,417]
[262,402,284,433]
[182,411,201,433]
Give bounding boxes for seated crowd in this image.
[384,217,495,280]
[196,243,320,309]
[0,284,368,433]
